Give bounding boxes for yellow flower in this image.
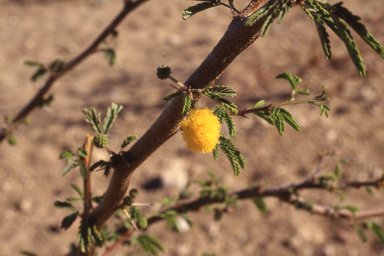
[180,108,221,153]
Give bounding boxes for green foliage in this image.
[158,210,180,232]
[82,102,123,148]
[8,135,17,145]
[214,135,245,176]
[71,183,84,198]
[49,59,66,74]
[89,159,113,176]
[332,2,384,58]
[38,94,54,108]
[104,103,123,134]
[365,221,384,245]
[129,206,148,229]
[202,86,238,114]
[20,251,38,256]
[24,60,47,82]
[61,211,79,230]
[245,0,293,36]
[103,48,116,66]
[78,219,103,253]
[295,201,313,212]
[365,186,375,197]
[355,223,367,242]
[275,71,302,92]
[134,234,164,256]
[83,107,102,134]
[61,158,78,177]
[163,90,184,102]
[302,1,384,76]
[202,253,217,256]
[120,135,138,151]
[182,0,225,20]
[54,200,76,211]
[252,197,268,214]
[344,205,359,217]
[213,106,236,137]
[182,93,192,116]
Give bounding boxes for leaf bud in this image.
[156,65,171,80]
[123,196,133,206]
[129,188,139,198]
[94,134,108,148]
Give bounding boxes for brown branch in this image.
[146,177,384,226]
[0,0,148,144]
[90,0,272,232]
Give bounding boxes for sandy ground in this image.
[1,0,384,255]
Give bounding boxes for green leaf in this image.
[213,106,236,137]
[163,90,183,102]
[279,108,301,132]
[120,135,137,150]
[203,90,238,114]
[333,2,384,59]
[38,95,54,108]
[160,210,179,232]
[61,158,78,177]
[322,14,366,76]
[71,183,84,198]
[20,251,38,256]
[370,222,384,244]
[365,186,375,197]
[61,211,78,230]
[135,234,164,256]
[356,224,367,242]
[66,197,82,202]
[54,200,75,211]
[103,48,116,66]
[90,225,103,247]
[103,103,123,134]
[89,160,110,172]
[275,71,302,91]
[272,108,285,135]
[213,144,219,161]
[59,150,74,162]
[245,0,293,36]
[344,205,359,217]
[296,88,311,95]
[77,149,87,158]
[335,163,343,179]
[83,107,102,134]
[206,86,237,97]
[182,93,192,116]
[49,59,66,73]
[252,197,268,214]
[182,1,223,20]
[253,100,268,109]
[24,60,47,82]
[79,160,88,179]
[313,13,332,60]
[218,135,246,176]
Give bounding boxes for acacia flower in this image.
[179,108,221,153]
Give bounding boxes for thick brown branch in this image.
[91,0,271,231]
[0,0,148,144]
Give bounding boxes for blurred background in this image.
[1,0,384,255]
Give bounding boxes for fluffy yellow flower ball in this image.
[179,108,221,153]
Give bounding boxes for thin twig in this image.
[146,176,384,225]
[101,227,134,256]
[0,0,148,144]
